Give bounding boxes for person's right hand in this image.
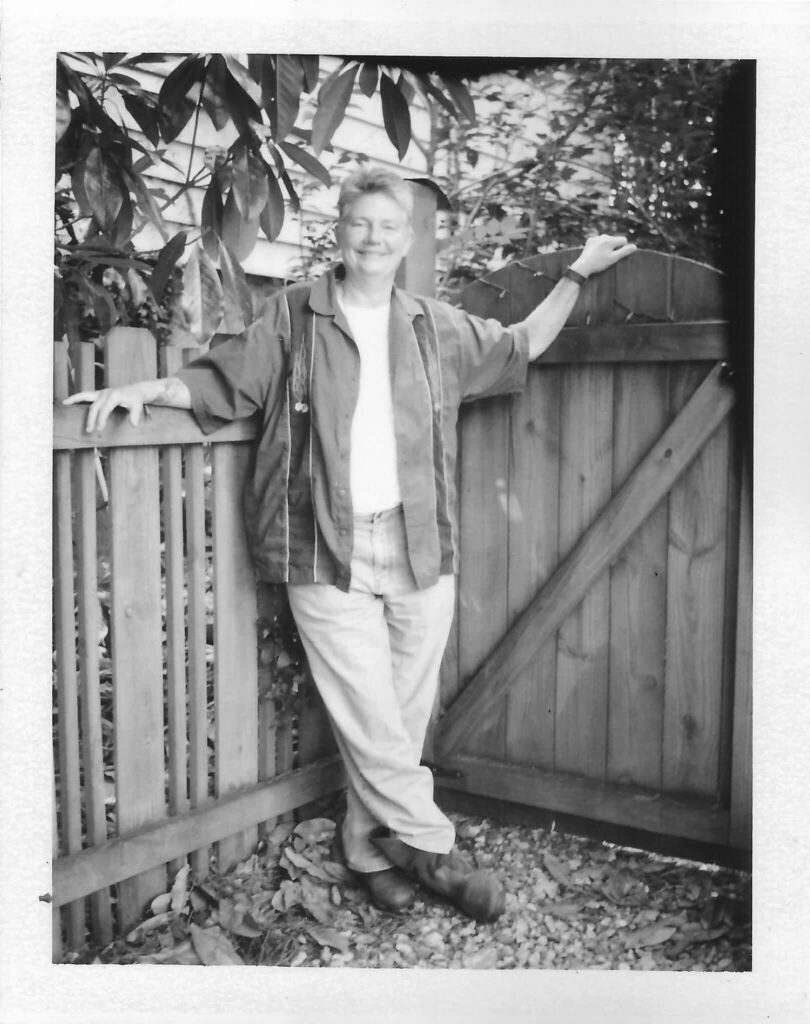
[62,386,147,435]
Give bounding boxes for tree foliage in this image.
[430,59,738,299]
[54,52,476,346]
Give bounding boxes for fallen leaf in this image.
[542,852,573,889]
[462,947,499,969]
[138,938,202,965]
[321,860,354,884]
[268,821,297,846]
[216,897,264,938]
[622,923,677,949]
[300,874,335,924]
[271,879,302,913]
[540,899,582,920]
[150,892,172,916]
[305,925,351,952]
[126,912,171,944]
[283,847,334,882]
[171,864,191,913]
[189,924,245,965]
[294,818,336,845]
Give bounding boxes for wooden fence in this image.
[432,250,751,856]
[52,331,341,957]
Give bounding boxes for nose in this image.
[364,221,382,243]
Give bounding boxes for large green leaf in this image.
[122,93,160,147]
[359,62,379,98]
[218,239,254,333]
[223,55,263,106]
[157,54,206,143]
[232,149,269,221]
[277,140,331,188]
[267,55,304,142]
[380,73,411,160]
[221,188,260,261]
[200,180,224,261]
[201,54,233,132]
[150,231,187,304]
[83,144,124,231]
[439,76,477,123]
[123,167,169,241]
[110,192,134,247]
[181,244,224,345]
[311,64,358,155]
[299,55,320,94]
[259,169,285,242]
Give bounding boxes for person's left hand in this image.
[571,235,637,279]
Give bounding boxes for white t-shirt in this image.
[338,296,402,515]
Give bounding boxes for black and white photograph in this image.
[1,3,808,1022]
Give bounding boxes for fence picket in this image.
[554,363,614,778]
[663,366,729,797]
[105,329,166,931]
[211,442,259,869]
[183,442,210,877]
[53,343,85,949]
[505,364,561,769]
[71,342,114,943]
[606,257,671,788]
[457,399,510,760]
[160,349,191,879]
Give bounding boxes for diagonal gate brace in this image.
[437,361,736,756]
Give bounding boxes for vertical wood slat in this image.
[504,365,561,768]
[160,348,190,879]
[52,343,85,950]
[503,258,561,769]
[71,341,113,944]
[105,328,167,930]
[53,782,63,961]
[457,400,510,759]
[554,363,614,778]
[607,364,669,788]
[605,254,673,791]
[184,442,210,877]
[662,365,729,798]
[729,458,752,848]
[211,442,259,869]
[456,275,512,760]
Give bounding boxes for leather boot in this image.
[372,831,505,923]
[361,867,417,914]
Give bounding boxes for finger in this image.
[609,242,638,263]
[88,392,121,434]
[93,393,123,434]
[62,391,99,406]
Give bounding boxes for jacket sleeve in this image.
[429,300,531,403]
[174,296,290,435]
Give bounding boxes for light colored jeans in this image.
[287,505,456,872]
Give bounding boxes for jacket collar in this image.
[308,265,424,320]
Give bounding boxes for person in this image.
[65,167,635,923]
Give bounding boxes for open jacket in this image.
[176,267,530,591]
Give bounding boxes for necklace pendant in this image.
[294,400,309,413]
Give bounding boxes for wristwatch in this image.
[562,266,588,286]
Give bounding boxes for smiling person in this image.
[65,167,635,921]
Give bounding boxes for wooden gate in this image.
[432,249,752,855]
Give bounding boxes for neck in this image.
[339,273,395,308]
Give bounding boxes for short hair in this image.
[337,167,413,223]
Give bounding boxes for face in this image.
[336,192,413,285]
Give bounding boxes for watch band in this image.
[562,266,588,286]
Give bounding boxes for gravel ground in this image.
[83,809,751,971]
